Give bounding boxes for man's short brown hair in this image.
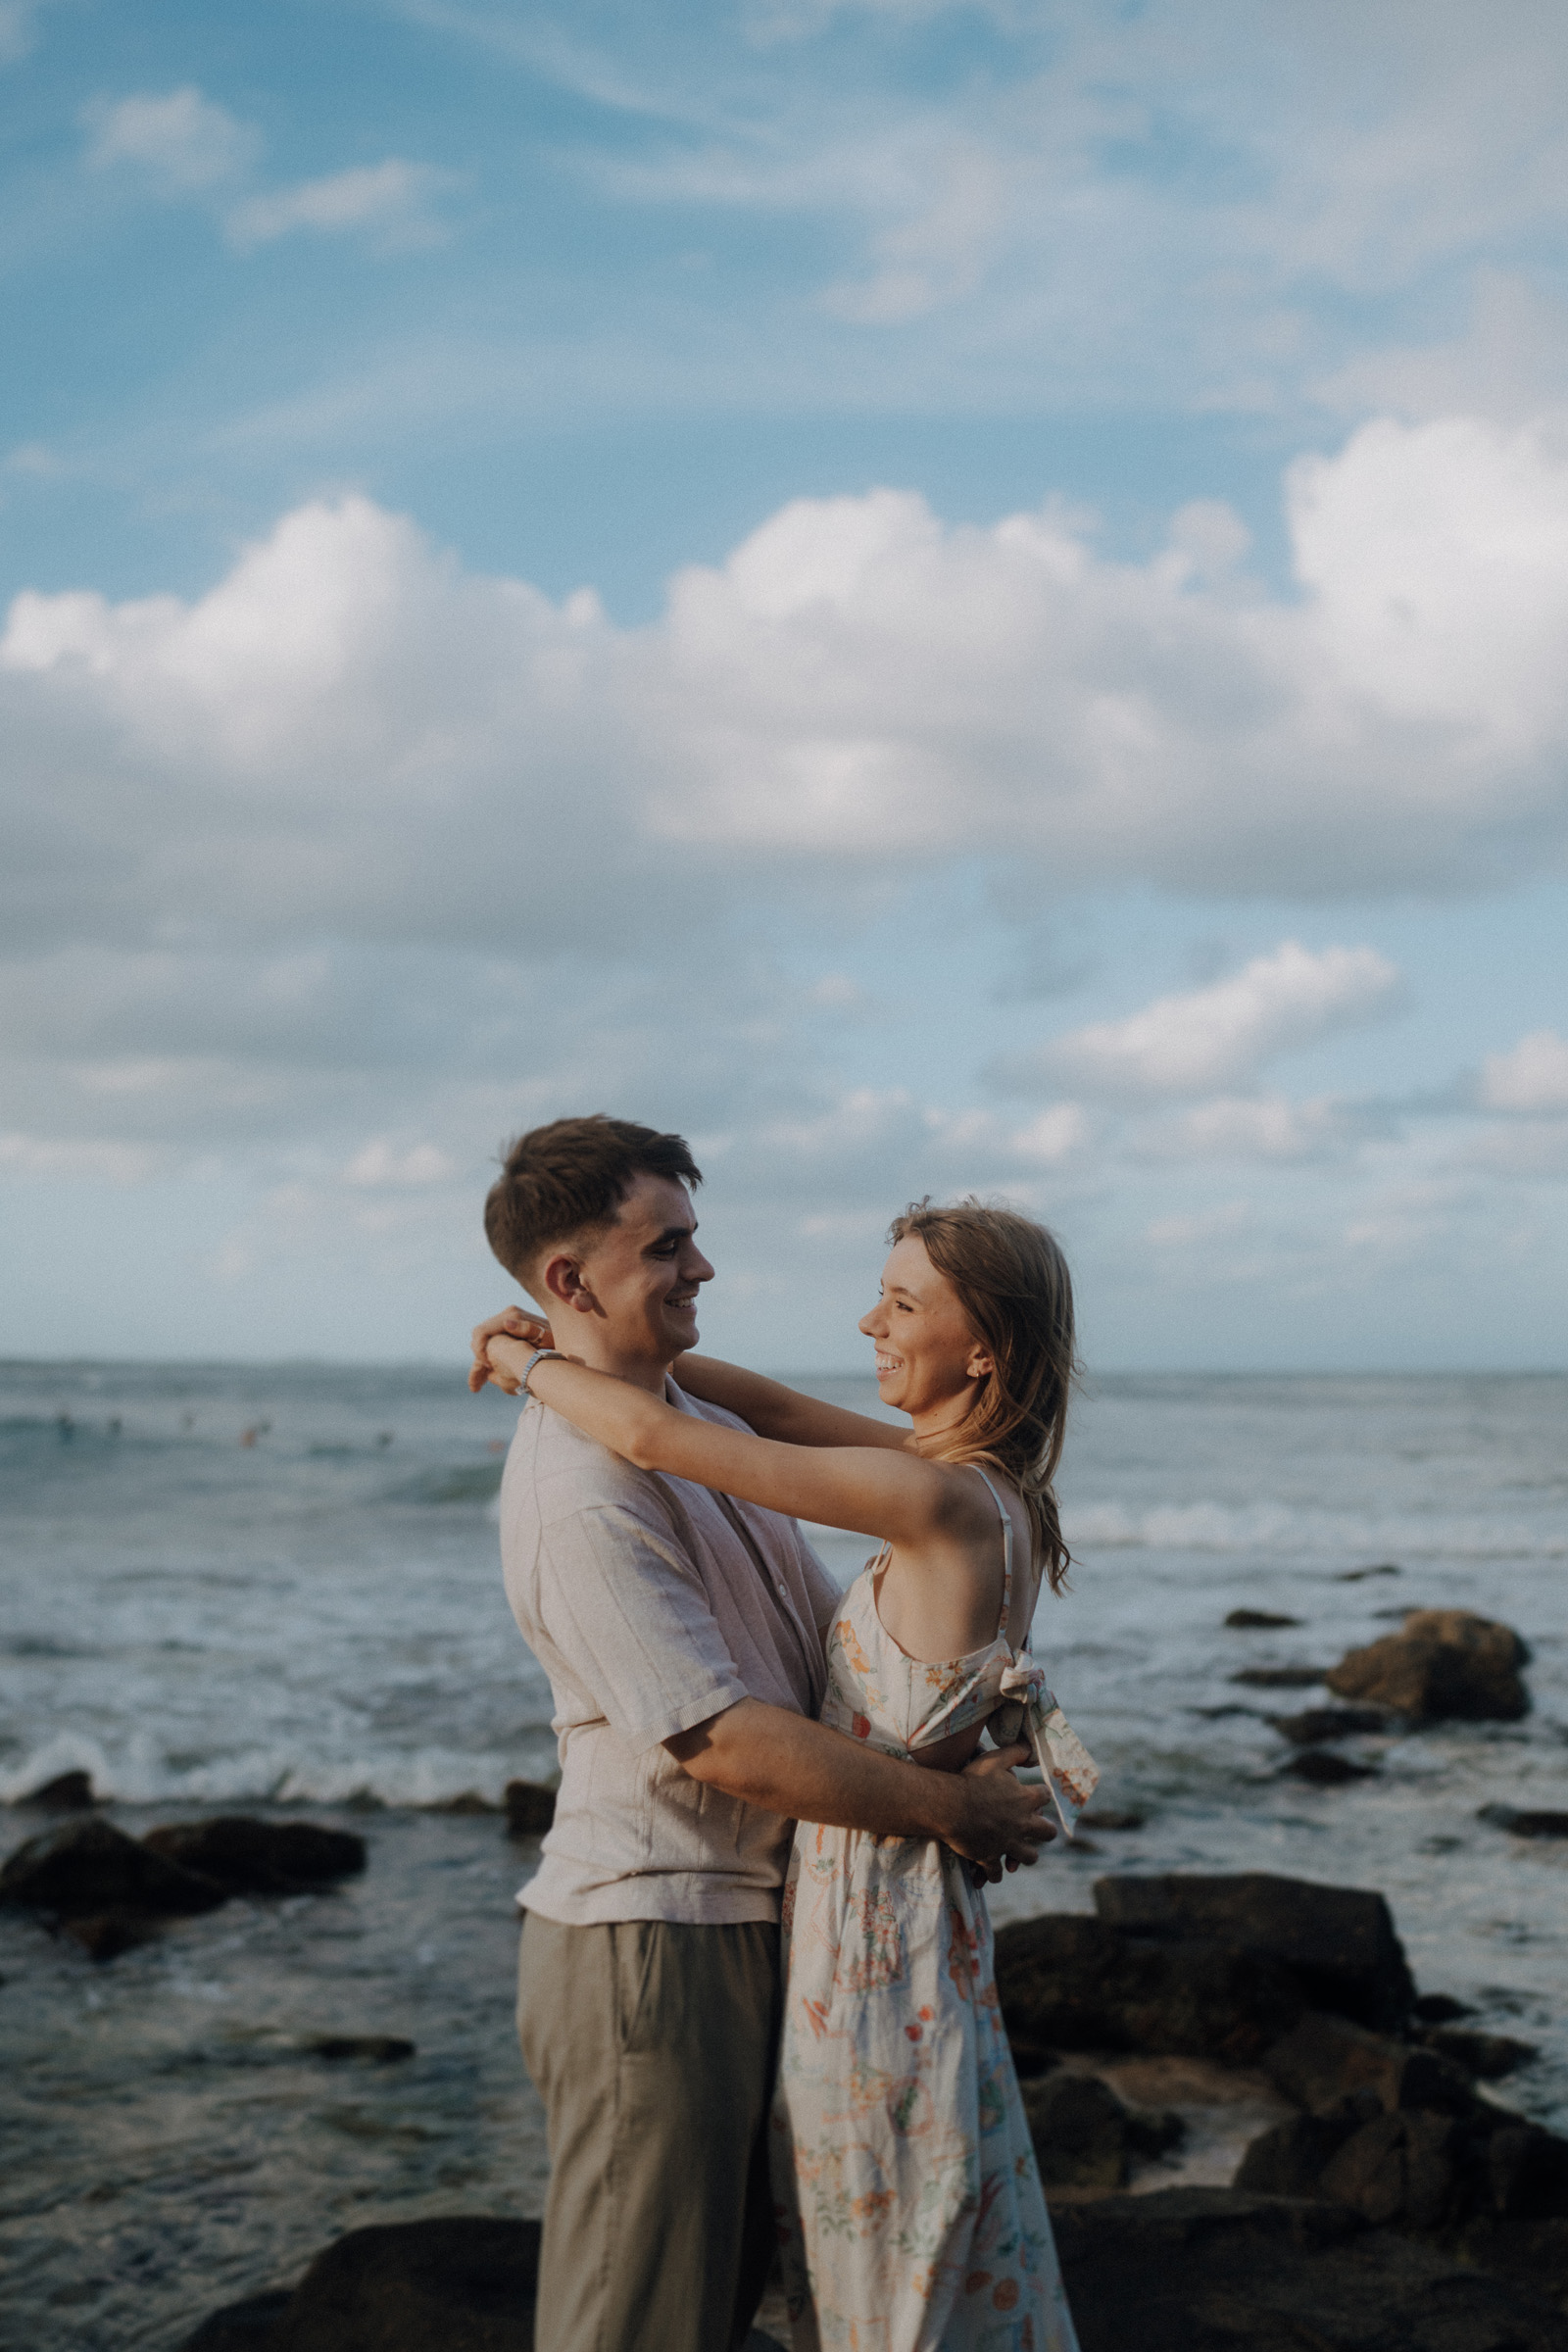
[484,1115,703,1290]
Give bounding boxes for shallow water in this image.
[1,1363,1564,2348]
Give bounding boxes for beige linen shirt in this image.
[500,1380,841,1927]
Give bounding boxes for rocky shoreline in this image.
[7,1604,1564,2350]
[176,1862,1568,2350]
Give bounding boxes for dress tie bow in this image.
[992,1654,1100,1839]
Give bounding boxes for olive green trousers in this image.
[516,1910,782,2352]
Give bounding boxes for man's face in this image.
[575,1174,714,1368]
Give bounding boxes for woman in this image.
[479,1199,1095,2352]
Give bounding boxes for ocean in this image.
[1,1361,1564,2349]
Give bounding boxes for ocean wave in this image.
[0,1731,555,1814]
[1062,1498,1568,1560]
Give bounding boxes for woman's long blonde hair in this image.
[890,1197,1078,1593]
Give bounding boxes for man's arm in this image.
[665,1698,1054,1868]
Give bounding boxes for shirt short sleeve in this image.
[537,1500,749,1754]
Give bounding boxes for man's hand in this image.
[468,1305,554,1395]
[950,1742,1055,1873]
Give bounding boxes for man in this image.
[471,1115,1054,2352]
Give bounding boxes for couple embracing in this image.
[469,1115,1097,2352]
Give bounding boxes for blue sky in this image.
[4,0,1568,1369]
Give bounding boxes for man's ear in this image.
[538,1250,590,1314]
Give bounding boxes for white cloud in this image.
[995,944,1400,1102]
[1145,1200,1252,1250]
[1479,1028,1568,1114]
[1134,1093,1373,1163]
[0,1133,161,1183]
[226,161,460,251]
[343,1139,459,1187]
[82,87,259,189]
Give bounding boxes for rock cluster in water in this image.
[0,1813,366,1958]
[177,1869,1568,2350]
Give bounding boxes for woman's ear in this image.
[967,1351,994,1381]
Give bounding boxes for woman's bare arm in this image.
[486,1333,984,1550]
[469,1310,906,1452]
[669,1354,909,1452]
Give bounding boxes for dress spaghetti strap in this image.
[969,1465,1014,1639]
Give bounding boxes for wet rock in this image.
[1336,1562,1401,1582]
[16,1769,96,1811]
[1416,2025,1537,2081]
[1270,1707,1393,1744]
[504,1781,557,1838]
[1226,1609,1302,1629]
[60,1911,164,1961]
[1092,1874,1416,2033]
[1262,2013,1472,2119]
[184,2289,294,2348]
[1283,1750,1380,1786]
[1318,2109,1462,2231]
[0,1816,226,1920]
[1326,1610,1531,1724]
[1410,1993,1473,2025]
[306,2034,415,2064]
[182,2217,541,2351]
[1234,2107,1372,2196]
[1078,1809,1146,1831]
[1231,1665,1330,1688]
[1458,2218,1568,2312]
[1023,2072,1133,2189]
[1485,2124,1568,2221]
[994,1913,1304,2069]
[1050,2186,1568,2352]
[142,1818,366,1894]
[424,1792,501,1816]
[1478,1803,1568,1838]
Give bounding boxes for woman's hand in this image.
[468,1304,554,1395]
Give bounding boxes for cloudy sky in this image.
[4,0,1567,1369]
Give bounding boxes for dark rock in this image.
[425,1792,501,1816]
[1478,1803,1568,1839]
[187,2217,542,2351]
[1318,2110,1461,2230]
[1486,2125,1568,2221]
[504,1781,557,1838]
[0,1815,227,1920]
[1283,1750,1380,1786]
[17,1769,96,1811]
[1417,2025,1537,2081]
[1078,1809,1146,1831]
[1410,1992,1473,2025]
[60,1911,163,1961]
[1235,2108,1371,2195]
[184,2290,294,2348]
[994,1913,1305,2068]
[1336,1562,1401,1582]
[143,1818,366,1895]
[1270,1707,1393,1744]
[1124,2105,1186,2159]
[1326,1610,1531,1724]
[1022,2071,1132,2189]
[1226,1609,1302,1629]
[1092,1873,1416,2032]
[1458,2218,1568,2311]
[1050,2186,1568,2352]
[1262,2013,1472,2118]
[306,2035,416,2064]
[1231,1665,1330,1688]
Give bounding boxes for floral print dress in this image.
[770,1469,1097,2352]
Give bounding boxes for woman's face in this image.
[858,1234,989,1423]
